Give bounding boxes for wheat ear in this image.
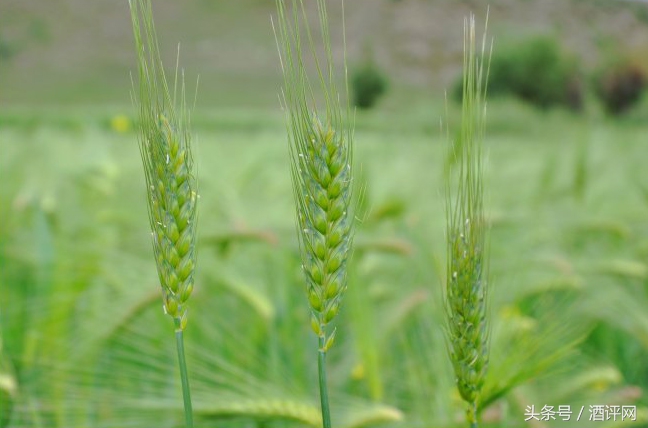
[444,13,491,428]
[129,0,197,426]
[274,1,354,427]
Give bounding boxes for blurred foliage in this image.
[458,36,583,111]
[594,58,646,116]
[352,61,388,110]
[0,37,17,61]
[0,332,16,428]
[1,104,648,428]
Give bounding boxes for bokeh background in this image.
[2,0,648,427]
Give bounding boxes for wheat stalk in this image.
[274,1,354,427]
[129,0,197,426]
[444,12,491,428]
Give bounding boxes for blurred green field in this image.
[1,99,648,428]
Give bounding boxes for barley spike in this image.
[130,0,197,330]
[275,1,354,426]
[444,12,492,428]
[129,0,196,426]
[275,0,354,350]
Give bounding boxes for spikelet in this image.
[444,13,491,427]
[130,0,197,331]
[274,0,354,350]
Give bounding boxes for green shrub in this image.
[594,60,646,116]
[352,61,388,109]
[0,37,16,61]
[466,36,583,111]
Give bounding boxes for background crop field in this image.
[2,1,648,427]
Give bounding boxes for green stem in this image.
[175,319,194,428]
[318,335,332,428]
[468,402,478,428]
